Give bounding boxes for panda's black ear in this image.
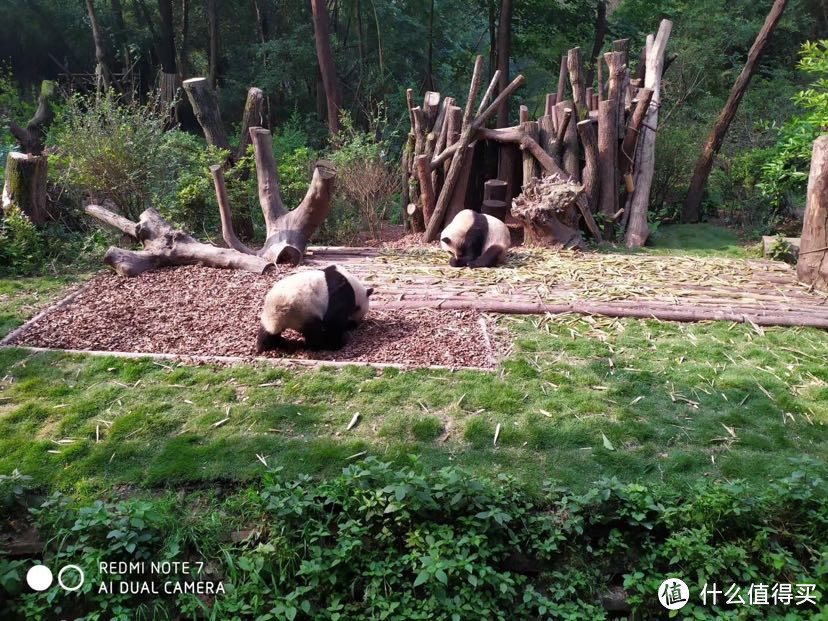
[441,237,452,245]
[366,287,374,297]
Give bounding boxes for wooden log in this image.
[406,202,425,233]
[484,179,508,202]
[537,114,556,159]
[603,51,625,135]
[577,119,599,214]
[683,0,788,222]
[544,93,557,117]
[619,87,653,180]
[236,87,266,161]
[567,47,587,118]
[415,154,436,224]
[556,55,568,102]
[476,72,500,117]
[424,55,485,240]
[477,127,569,179]
[625,20,672,248]
[85,205,272,277]
[586,87,595,111]
[182,77,231,153]
[522,121,539,188]
[2,152,48,223]
[446,144,476,224]
[519,105,529,124]
[797,135,828,291]
[598,99,618,239]
[557,101,580,181]
[422,91,441,129]
[597,57,605,101]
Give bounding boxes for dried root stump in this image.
[511,176,585,249]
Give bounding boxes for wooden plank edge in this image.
[0,345,496,373]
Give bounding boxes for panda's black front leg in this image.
[302,319,346,351]
[256,326,287,353]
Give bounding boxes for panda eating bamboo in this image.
[256,264,373,353]
[440,209,511,268]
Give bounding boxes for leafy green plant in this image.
[3,459,824,620]
[0,206,46,275]
[757,40,828,211]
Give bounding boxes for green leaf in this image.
[602,433,615,451]
[413,571,429,587]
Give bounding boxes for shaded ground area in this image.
[6,266,500,368]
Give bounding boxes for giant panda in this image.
[256,264,373,353]
[440,209,511,268]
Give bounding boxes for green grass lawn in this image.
[604,223,760,258]
[1,293,825,497]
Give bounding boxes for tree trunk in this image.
[556,55,568,103]
[182,77,231,152]
[85,0,112,92]
[797,135,828,291]
[2,153,48,224]
[9,80,55,155]
[237,87,266,160]
[310,0,342,134]
[624,20,672,248]
[426,0,435,91]
[567,47,587,119]
[157,0,178,114]
[577,119,599,214]
[683,0,788,222]
[597,98,618,239]
[206,0,221,87]
[178,0,190,78]
[586,0,608,86]
[495,0,513,127]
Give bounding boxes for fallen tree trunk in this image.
[86,124,336,275]
[797,135,828,291]
[85,205,272,277]
[511,175,584,249]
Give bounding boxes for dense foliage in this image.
[0,458,825,619]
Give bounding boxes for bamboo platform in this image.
[305,246,828,329]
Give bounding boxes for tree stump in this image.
[797,135,828,291]
[2,152,48,223]
[511,176,584,249]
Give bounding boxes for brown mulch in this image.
[9,266,499,368]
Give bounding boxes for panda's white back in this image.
[261,270,328,335]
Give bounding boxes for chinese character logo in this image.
[658,578,690,610]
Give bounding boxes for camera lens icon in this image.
[25,564,84,592]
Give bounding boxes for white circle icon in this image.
[57,564,85,592]
[658,578,690,610]
[26,565,53,591]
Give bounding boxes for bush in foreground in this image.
[0,458,825,619]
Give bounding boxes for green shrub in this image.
[756,40,828,211]
[1,458,825,620]
[0,207,46,275]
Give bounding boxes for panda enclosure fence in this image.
[402,19,673,250]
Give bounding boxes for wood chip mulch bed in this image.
[6,266,501,369]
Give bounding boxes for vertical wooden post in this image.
[598,98,618,239]
[797,135,828,291]
[625,20,672,248]
[557,100,580,182]
[522,121,539,188]
[556,55,568,103]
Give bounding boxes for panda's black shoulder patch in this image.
[322,265,356,326]
[465,211,489,260]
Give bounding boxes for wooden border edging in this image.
[0,344,496,373]
[0,279,97,346]
[376,299,828,329]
